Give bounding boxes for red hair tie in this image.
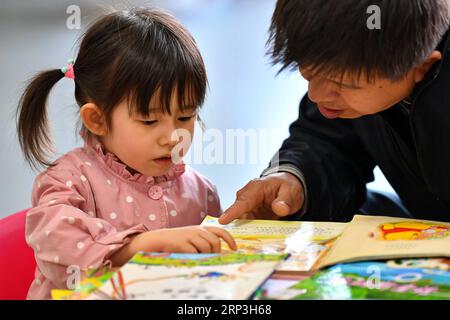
[61,59,75,79]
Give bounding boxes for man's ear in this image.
[80,103,108,136]
[413,50,442,83]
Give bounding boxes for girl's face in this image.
[100,94,197,177]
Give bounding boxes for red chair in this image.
[0,209,36,300]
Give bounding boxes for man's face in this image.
[299,66,418,119]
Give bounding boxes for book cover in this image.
[316,215,450,269]
[262,258,450,300]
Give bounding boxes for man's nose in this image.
[307,78,340,103]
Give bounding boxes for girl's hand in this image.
[134,226,237,254]
[111,226,237,267]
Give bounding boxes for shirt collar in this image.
[409,28,450,104]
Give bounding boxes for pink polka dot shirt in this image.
[25,135,221,299]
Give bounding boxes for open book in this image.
[201,216,346,273]
[51,214,450,300]
[315,214,450,269]
[53,252,287,300]
[203,214,450,272]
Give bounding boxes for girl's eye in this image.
[178,116,195,122]
[141,120,157,126]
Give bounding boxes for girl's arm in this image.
[27,169,147,289]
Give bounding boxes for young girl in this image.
[17,8,236,300]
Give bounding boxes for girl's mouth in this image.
[153,156,173,166]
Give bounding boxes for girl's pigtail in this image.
[16,69,65,170]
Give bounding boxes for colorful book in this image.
[204,214,450,272]
[262,258,450,300]
[54,252,287,300]
[315,215,450,270]
[51,267,116,300]
[201,216,346,273]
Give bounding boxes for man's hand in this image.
[219,172,304,224]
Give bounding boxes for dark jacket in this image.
[276,30,450,222]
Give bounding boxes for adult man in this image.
[220,0,450,223]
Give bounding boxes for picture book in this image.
[55,252,287,300]
[255,273,309,300]
[314,214,450,269]
[51,266,116,300]
[201,216,346,273]
[52,214,450,300]
[261,258,450,300]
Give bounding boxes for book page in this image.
[318,215,450,269]
[86,252,287,300]
[201,216,347,272]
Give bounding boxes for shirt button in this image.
[148,185,163,200]
[173,163,185,173]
